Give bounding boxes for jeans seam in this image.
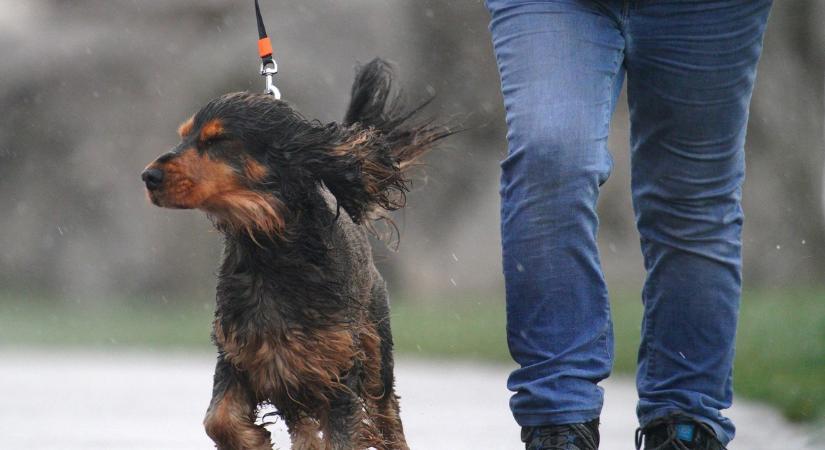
[597,11,624,366]
[621,0,631,22]
[640,241,657,387]
[599,30,623,184]
[603,298,613,366]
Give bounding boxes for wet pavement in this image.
[0,350,820,449]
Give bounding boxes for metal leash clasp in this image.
[260,60,281,100]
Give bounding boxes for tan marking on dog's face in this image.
[244,158,268,182]
[177,115,195,138]
[144,148,286,238]
[200,119,225,142]
[144,148,238,209]
[204,190,286,240]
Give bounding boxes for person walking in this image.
[484,1,772,448]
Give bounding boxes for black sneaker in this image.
[522,419,600,450]
[635,413,727,450]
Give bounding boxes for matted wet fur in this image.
[141,59,450,450]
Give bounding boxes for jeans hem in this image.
[514,409,602,428]
[639,408,732,446]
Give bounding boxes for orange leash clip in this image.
[255,0,280,99]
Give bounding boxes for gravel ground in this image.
[0,350,821,449]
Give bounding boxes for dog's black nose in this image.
[141,168,164,190]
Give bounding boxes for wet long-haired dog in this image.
[141,59,449,450]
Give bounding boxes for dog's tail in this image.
[343,58,451,172]
[322,58,451,224]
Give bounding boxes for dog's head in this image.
[142,92,307,239]
[143,62,450,241]
[142,91,429,241]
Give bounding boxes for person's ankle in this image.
[522,418,600,450]
[635,413,726,450]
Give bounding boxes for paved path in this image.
[0,350,821,449]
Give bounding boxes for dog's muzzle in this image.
[141,168,164,191]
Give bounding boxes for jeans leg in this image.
[623,0,772,443]
[486,0,626,427]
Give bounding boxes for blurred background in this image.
[0,0,823,435]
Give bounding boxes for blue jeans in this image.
[486,0,771,444]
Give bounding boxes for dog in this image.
[141,58,450,450]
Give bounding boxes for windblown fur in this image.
[141,58,450,450]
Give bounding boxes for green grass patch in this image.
[0,296,215,350]
[391,289,825,424]
[391,296,510,362]
[0,288,822,423]
[734,289,825,422]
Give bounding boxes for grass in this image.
[733,290,825,422]
[0,289,822,423]
[0,296,215,350]
[393,289,825,423]
[391,295,509,362]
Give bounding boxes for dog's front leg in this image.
[322,388,362,450]
[285,415,322,450]
[203,356,272,450]
[321,368,384,450]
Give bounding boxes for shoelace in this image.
[531,423,599,450]
[634,413,728,450]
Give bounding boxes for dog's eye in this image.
[201,135,229,145]
[197,137,241,160]
[198,133,235,153]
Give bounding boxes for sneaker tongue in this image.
[675,423,696,442]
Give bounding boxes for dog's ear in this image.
[295,127,404,224]
[305,121,449,224]
[286,57,451,223]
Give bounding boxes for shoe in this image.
[522,419,600,450]
[635,413,727,450]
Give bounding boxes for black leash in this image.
[255,0,280,99]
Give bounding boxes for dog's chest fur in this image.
[211,195,377,408]
[213,313,359,406]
